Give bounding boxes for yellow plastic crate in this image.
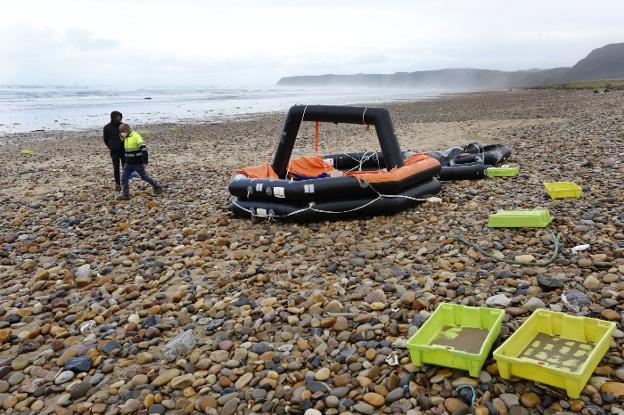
[488,209,552,228]
[493,309,615,398]
[407,303,505,377]
[486,166,519,177]
[544,182,582,199]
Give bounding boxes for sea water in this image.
[0,85,445,134]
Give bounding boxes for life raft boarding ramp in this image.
[229,105,442,221]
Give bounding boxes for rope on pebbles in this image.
[446,229,562,268]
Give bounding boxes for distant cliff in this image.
[562,43,624,82]
[276,43,624,88]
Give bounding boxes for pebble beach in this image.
[1,88,623,414]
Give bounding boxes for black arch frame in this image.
[271,105,405,179]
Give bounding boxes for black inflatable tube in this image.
[231,179,441,221]
[228,164,440,203]
[272,105,403,179]
[481,144,511,165]
[323,151,385,171]
[322,151,417,171]
[438,164,486,181]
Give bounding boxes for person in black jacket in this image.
[103,111,125,191]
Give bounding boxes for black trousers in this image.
[110,150,126,185]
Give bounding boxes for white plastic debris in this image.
[571,244,590,253]
[385,354,399,366]
[425,197,443,204]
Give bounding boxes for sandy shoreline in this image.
[1,88,623,414]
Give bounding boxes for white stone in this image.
[74,264,91,278]
[55,370,75,385]
[485,294,511,307]
[163,330,196,362]
[524,297,545,311]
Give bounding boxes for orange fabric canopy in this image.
[235,153,440,183]
[236,162,279,179]
[287,156,334,178]
[344,153,439,183]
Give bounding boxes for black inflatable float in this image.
[229,105,442,221]
[428,143,511,181]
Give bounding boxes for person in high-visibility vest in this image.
[117,123,162,200]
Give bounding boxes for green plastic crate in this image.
[407,303,505,377]
[488,209,552,228]
[494,309,615,398]
[544,182,582,199]
[486,166,519,177]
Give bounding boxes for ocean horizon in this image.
[0,85,452,134]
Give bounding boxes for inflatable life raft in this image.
[428,143,511,181]
[229,105,442,221]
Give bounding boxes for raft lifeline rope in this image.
[446,229,562,267]
[341,151,380,172]
[453,385,477,415]
[232,182,440,220]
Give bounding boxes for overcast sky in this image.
[1,0,623,87]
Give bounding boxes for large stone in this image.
[70,381,91,400]
[537,275,564,291]
[153,369,181,387]
[163,330,196,362]
[386,387,404,403]
[11,356,31,370]
[171,374,194,389]
[520,392,541,408]
[235,372,253,389]
[315,368,331,381]
[101,340,121,355]
[365,289,387,304]
[198,396,217,412]
[221,398,238,415]
[65,356,92,373]
[353,402,376,414]
[600,382,624,398]
[74,264,91,278]
[524,297,545,311]
[445,397,469,413]
[486,294,511,307]
[363,392,385,407]
[55,371,75,385]
[148,404,166,415]
[137,352,153,364]
[121,399,140,414]
[583,275,600,289]
[514,255,535,264]
[131,374,149,387]
[601,309,620,321]
[499,393,519,407]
